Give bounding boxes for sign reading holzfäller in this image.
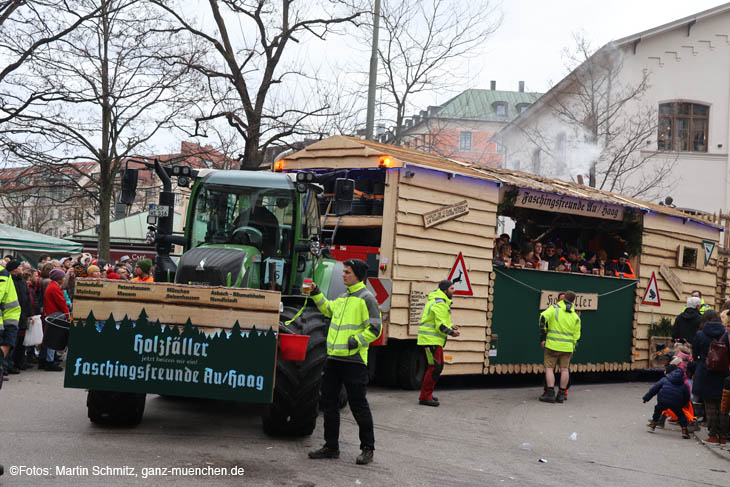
[515,189,624,221]
[64,312,276,403]
[539,290,598,310]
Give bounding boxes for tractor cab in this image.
[177,171,304,292]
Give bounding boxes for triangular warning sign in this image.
[447,252,473,296]
[702,240,715,266]
[641,271,661,307]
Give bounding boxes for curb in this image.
[693,426,730,462]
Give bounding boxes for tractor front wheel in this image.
[262,303,328,437]
[87,390,146,426]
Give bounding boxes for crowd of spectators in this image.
[646,294,730,444]
[492,233,635,278]
[1,252,154,379]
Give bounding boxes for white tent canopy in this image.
[0,223,82,254]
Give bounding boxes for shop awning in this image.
[0,223,83,254]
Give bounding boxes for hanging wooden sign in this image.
[408,282,433,326]
[659,263,683,299]
[422,200,469,228]
[539,290,598,310]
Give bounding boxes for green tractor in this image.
[86,161,354,436]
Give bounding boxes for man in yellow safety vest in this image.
[0,260,22,388]
[417,280,459,407]
[308,259,381,465]
[539,290,581,403]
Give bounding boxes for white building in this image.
[498,3,730,214]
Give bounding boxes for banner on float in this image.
[515,189,624,221]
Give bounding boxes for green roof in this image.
[0,223,82,253]
[436,88,542,122]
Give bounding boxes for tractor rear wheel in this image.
[397,341,427,390]
[262,303,328,437]
[87,390,146,426]
[375,340,401,387]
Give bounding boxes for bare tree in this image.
[0,0,203,258]
[150,0,364,170]
[545,33,674,198]
[370,0,501,144]
[0,1,102,124]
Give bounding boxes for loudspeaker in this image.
[120,168,138,205]
[333,178,354,216]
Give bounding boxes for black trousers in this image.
[653,403,687,427]
[320,358,374,450]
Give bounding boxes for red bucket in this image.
[279,333,310,361]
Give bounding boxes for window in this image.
[459,131,472,151]
[531,149,541,173]
[493,102,507,117]
[681,246,697,269]
[189,183,294,258]
[516,103,531,114]
[658,102,709,152]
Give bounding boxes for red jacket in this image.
[43,280,70,319]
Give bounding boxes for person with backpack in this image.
[692,318,730,444]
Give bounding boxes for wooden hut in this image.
[279,136,723,386]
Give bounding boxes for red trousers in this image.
[419,345,444,401]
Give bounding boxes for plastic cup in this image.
[302,278,314,295]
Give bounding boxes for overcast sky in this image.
[146,1,730,151]
[439,0,728,98]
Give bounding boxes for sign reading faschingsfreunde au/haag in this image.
[64,311,276,403]
[515,189,624,221]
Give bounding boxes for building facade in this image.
[378,82,542,167]
[498,3,730,214]
[0,142,232,239]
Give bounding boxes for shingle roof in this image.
[435,88,542,122]
[283,135,722,229]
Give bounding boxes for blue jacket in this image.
[692,321,730,400]
[643,369,690,406]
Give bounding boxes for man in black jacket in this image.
[7,262,31,371]
[672,296,702,343]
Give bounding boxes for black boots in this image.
[308,445,340,459]
[539,387,555,403]
[419,399,439,407]
[555,389,567,403]
[309,445,373,465]
[356,446,374,465]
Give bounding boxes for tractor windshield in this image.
[190,183,295,259]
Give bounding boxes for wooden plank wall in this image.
[388,165,499,375]
[717,250,730,306]
[635,213,721,368]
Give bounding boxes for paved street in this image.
[1,369,728,486]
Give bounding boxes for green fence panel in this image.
[491,268,636,366]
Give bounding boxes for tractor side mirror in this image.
[333,178,354,216]
[120,168,138,205]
